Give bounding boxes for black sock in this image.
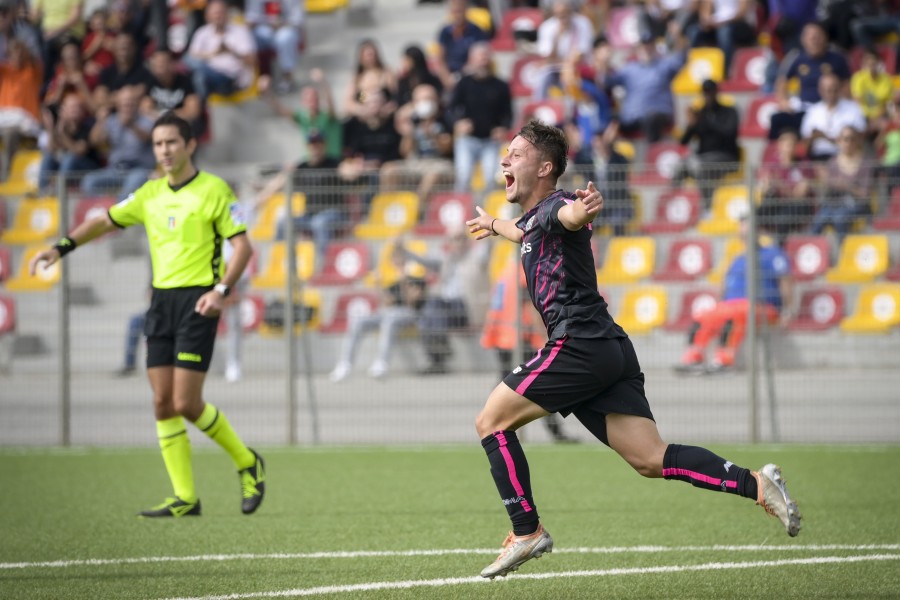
[663,444,757,500]
[481,430,540,536]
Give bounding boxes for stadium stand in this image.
[310,241,371,286]
[414,191,472,236]
[491,7,543,52]
[73,197,117,228]
[488,237,517,284]
[516,99,567,129]
[596,236,656,284]
[257,287,322,335]
[719,47,767,92]
[251,240,317,288]
[653,238,713,281]
[785,235,832,281]
[696,185,749,235]
[840,283,900,333]
[614,286,668,334]
[365,238,428,289]
[250,192,306,242]
[641,188,702,234]
[665,287,718,332]
[5,246,60,291]
[353,191,420,240]
[607,6,639,50]
[0,247,10,283]
[509,54,543,98]
[320,290,380,334]
[0,198,60,245]
[707,236,745,285]
[787,287,845,332]
[672,48,725,96]
[0,150,41,198]
[739,95,779,138]
[824,234,889,283]
[632,142,690,185]
[873,188,900,231]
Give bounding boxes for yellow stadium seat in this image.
[825,235,889,284]
[707,236,745,285]
[306,0,348,14]
[208,73,260,105]
[466,7,492,33]
[353,191,420,240]
[5,246,61,291]
[363,238,429,289]
[0,150,41,197]
[483,190,523,222]
[249,192,306,242]
[0,197,60,245]
[251,241,316,289]
[697,185,749,235]
[672,48,725,96]
[489,238,518,284]
[258,288,322,336]
[613,139,636,162]
[615,286,668,334]
[596,236,656,284]
[840,283,900,333]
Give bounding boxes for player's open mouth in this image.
[504,172,514,189]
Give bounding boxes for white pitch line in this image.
[2,544,898,570]
[158,554,900,600]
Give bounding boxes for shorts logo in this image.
[177,352,202,363]
[168,216,176,229]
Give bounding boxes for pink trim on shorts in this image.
[515,338,565,396]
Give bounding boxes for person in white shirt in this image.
[534,0,594,99]
[800,72,866,162]
[183,0,257,102]
[244,0,304,95]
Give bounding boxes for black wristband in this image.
[53,236,77,257]
[490,218,497,235]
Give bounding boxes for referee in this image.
[31,113,265,518]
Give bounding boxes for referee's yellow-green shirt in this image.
[108,172,247,289]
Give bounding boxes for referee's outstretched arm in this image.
[29,213,119,275]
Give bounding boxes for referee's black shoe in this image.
[239,448,266,514]
[138,497,201,518]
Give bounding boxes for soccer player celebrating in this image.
[466,120,801,579]
[30,113,265,518]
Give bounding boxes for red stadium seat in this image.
[632,142,689,185]
[516,99,567,129]
[740,95,779,138]
[665,288,718,332]
[320,291,380,334]
[886,260,900,282]
[74,197,117,228]
[608,6,640,49]
[787,287,844,331]
[491,8,543,52]
[849,45,897,75]
[239,294,265,332]
[310,241,371,286]
[653,238,713,281]
[0,294,15,335]
[641,188,702,234]
[873,188,900,231]
[785,235,831,281]
[0,200,7,232]
[719,47,767,92]
[0,246,9,283]
[510,54,543,98]
[415,192,472,236]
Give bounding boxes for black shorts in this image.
[144,286,219,372]
[503,336,655,446]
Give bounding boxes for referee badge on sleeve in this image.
[229,202,245,226]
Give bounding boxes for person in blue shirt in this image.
[676,216,794,374]
[434,0,489,89]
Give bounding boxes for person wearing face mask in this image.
[380,83,454,202]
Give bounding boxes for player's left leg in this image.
[475,383,554,579]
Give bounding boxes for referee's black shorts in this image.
[502,336,655,446]
[144,286,219,372]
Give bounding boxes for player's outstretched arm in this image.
[467,206,524,243]
[559,181,604,231]
[28,213,118,275]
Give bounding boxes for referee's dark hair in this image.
[517,119,568,181]
[152,112,194,143]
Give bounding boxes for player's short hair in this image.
[152,112,194,143]
[517,119,568,180]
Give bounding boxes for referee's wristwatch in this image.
[214,283,231,298]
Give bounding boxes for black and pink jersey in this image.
[515,190,626,341]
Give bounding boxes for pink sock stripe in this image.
[663,467,737,489]
[494,432,533,513]
[515,338,565,396]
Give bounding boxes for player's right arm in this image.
[28,212,119,275]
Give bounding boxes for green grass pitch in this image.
[1,444,898,599]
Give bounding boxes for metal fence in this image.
[1,159,899,448]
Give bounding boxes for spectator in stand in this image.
[264,67,342,160]
[533,0,594,100]
[396,44,443,108]
[342,39,396,119]
[107,0,150,49]
[558,34,613,149]
[819,0,879,51]
[800,72,866,162]
[756,129,816,243]
[851,0,900,63]
[396,224,490,375]
[672,79,741,210]
[80,85,156,200]
[29,0,83,82]
[850,48,894,136]
[141,49,203,137]
[329,238,429,382]
[93,31,154,113]
[576,123,633,236]
[675,215,793,374]
[183,0,257,103]
[638,0,698,47]
[689,0,756,73]
[81,7,115,84]
[766,0,818,57]
[244,0,304,95]
[875,94,900,193]
[252,128,346,261]
[448,41,512,194]
[0,38,41,175]
[810,125,875,245]
[381,83,455,203]
[433,0,489,90]
[605,30,687,142]
[768,21,851,140]
[42,39,96,113]
[0,0,42,66]
[38,92,100,192]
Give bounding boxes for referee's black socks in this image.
[663,444,758,500]
[482,430,540,536]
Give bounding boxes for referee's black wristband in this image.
[53,236,77,257]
